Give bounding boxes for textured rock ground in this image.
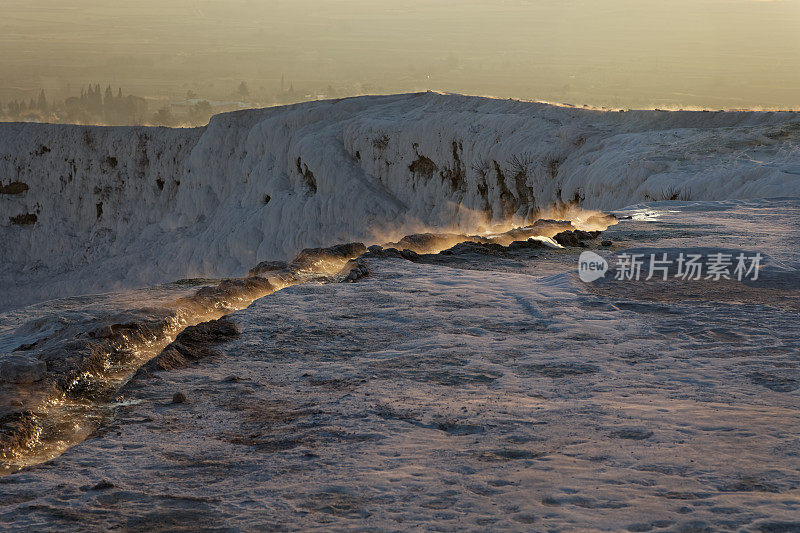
[0,198,797,530]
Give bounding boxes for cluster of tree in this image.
[0,79,366,126]
[63,85,148,124]
[0,85,148,125]
[274,76,298,104]
[2,90,50,120]
[150,100,214,127]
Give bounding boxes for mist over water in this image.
[2,0,800,115]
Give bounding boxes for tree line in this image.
[0,85,149,125]
[0,78,360,126]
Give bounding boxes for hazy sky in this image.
[2,0,799,109]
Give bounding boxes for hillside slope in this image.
[2,92,799,308]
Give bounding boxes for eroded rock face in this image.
[440,241,508,256]
[553,229,601,247]
[532,218,575,230]
[360,246,420,261]
[140,318,240,373]
[508,239,553,251]
[190,277,273,308]
[0,355,47,384]
[383,233,489,255]
[522,219,575,238]
[0,411,38,454]
[1,273,271,472]
[342,262,370,283]
[292,243,367,270]
[487,220,575,246]
[248,260,289,277]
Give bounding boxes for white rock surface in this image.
[2,93,800,309]
[0,198,798,530]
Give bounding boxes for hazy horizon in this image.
[2,0,800,118]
